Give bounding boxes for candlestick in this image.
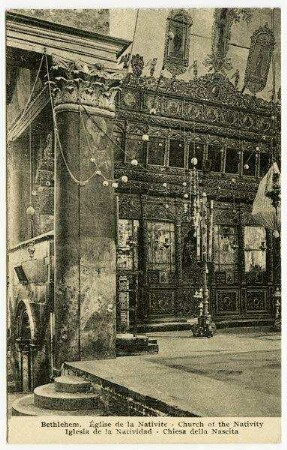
[208,200,214,262]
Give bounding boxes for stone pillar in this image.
[52,71,120,369]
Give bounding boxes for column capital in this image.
[48,56,125,113]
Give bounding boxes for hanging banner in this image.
[244,24,275,94]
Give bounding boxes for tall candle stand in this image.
[188,160,216,338]
[266,171,281,331]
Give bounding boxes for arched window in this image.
[164,10,192,76]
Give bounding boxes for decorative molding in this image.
[215,290,240,314]
[118,111,273,143]
[149,290,175,315]
[116,71,279,143]
[6,12,131,69]
[121,72,277,113]
[115,165,260,203]
[245,289,268,312]
[131,54,144,77]
[123,122,270,150]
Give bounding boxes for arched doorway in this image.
[15,301,36,392]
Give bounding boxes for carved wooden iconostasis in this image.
[7,10,280,337]
[112,62,279,327]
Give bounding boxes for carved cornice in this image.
[123,120,272,149]
[6,12,131,69]
[117,73,280,141]
[121,73,277,113]
[114,165,259,203]
[118,191,258,226]
[117,110,273,142]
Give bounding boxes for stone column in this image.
[52,69,121,368]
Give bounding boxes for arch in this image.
[207,137,222,146]
[13,299,38,392]
[15,299,36,342]
[192,135,205,144]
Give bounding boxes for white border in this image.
[1,1,286,450]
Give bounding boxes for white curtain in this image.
[252,162,280,235]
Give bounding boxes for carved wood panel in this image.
[116,193,275,322]
[176,288,196,317]
[214,290,240,316]
[149,290,175,316]
[243,289,269,313]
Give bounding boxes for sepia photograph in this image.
[4,2,283,445]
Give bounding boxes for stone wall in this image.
[8,235,54,390]
[63,363,199,417]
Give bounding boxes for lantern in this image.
[26,205,35,218]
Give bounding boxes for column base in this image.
[116,333,159,356]
[192,315,216,338]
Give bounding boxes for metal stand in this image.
[272,286,281,331]
[192,262,216,338]
[191,191,216,338]
[266,171,281,332]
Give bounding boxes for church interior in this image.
[6,8,281,416]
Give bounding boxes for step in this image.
[137,321,193,333]
[147,343,159,353]
[149,317,188,324]
[12,394,105,417]
[147,338,158,345]
[216,319,273,329]
[55,375,91,393]
[34,383,99,411]
[116,333,158,356]
[116,334,149,344]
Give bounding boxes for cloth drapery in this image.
[252,162,280,236]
